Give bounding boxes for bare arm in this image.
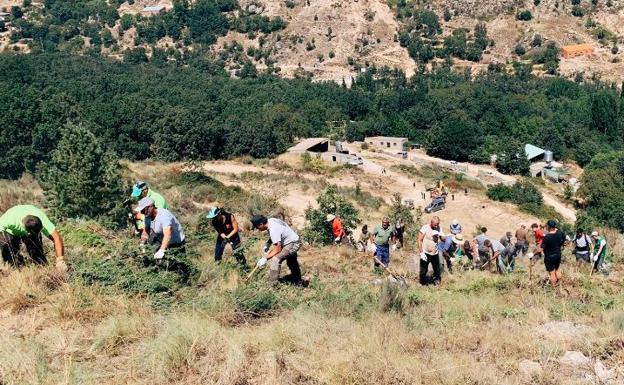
[266,243,282,259]
[48,230,64,259]
[160,226,172,250]
[417,232,424,253]
[227,215,240,238]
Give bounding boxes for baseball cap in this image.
[136,197,155,213]
[131,181,148,198]
[206,207,221,219]
[326,214,336,222]
[591,231,599,237]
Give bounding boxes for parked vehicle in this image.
[424,197,446,213]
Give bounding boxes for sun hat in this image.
[326,214,336,222]
[452,234,464,244]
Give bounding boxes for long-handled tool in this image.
[245,265,261,281]
[374,256,407,286]
[528,252,534,294]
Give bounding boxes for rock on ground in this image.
[535,321,592,343]
[518,359,542,377]
[559,351,591,370]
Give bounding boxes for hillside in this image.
[1,0,623,83]
[1,152,623,384]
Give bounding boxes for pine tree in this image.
[39,123,125,226]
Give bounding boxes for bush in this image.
[572,5,584,17]
[514,44,526,56]
[233,281,281,317]
[487,180,543,208]
[303,185,361,245]
[39,123,125,227]
[516,10,532,21]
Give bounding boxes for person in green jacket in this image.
[0,205,67,271]
[130,181,168,234]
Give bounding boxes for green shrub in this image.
[516,10,532,21]
[487,180,543,207]
[38,123,126,227]
[233,282,281,317]
[303,185,361,245]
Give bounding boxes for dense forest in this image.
[2,52,624,179]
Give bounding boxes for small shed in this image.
[142,5,166,14]
[525,144,545,162]
[365,136,408,150]
[561,44,594,59]
[288,138,329,153]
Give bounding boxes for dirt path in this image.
[373,149,577,223]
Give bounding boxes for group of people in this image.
[0,181,306,286]
[0,180,611,290]
[330,214,610,288]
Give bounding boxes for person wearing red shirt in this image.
[531,223,545,258]
[326,214,346,243]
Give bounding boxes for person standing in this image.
[0,205,67,272]
[394,218,405,249]
[251,215,304,285]
[590,231,608,274]
[515,225,528,256]
[475,227,489,266]
[500,231,513,248]
[206,207,247,266]
[535,220,566,287]
[573,228,592,265]
[370,217,395,267]
[418,216,442,285]
[531,223,545,258]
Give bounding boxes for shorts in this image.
[544,256,561,272]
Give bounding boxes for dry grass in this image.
[0,163,622,385]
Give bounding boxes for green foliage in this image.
[516,10,533,21]
[303,185,361,245]
[71,248,195,308]
[487,180,543,214]
[233,281,281,316]
[514,44,526,56]
[577,151,624,232]
[38,123,125,226]
[572,5,584,17]
[495,142,530,175]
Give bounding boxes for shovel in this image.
[374,256,408,286]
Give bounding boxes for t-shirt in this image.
[534,229,545,246]
[515,228,527,241]
[151,208,185,245]
[574,234,591,253]
[489,239,506,253]
[0,205,56,237]
[542,230,565,259]
[148,189,168,209]
[373,224,395,245]
[475,234,488,252]
[420,224,442,254]
[268,218,299,245]
[332,217,344,238]
[594,237,607,259]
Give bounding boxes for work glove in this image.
[256,257,267,267]
[140,243,147,254]
[591,253,597,262]
[56,259,68,273]
[263,241,271,253]
[220,233,227,240]
[154,249,165,260]
[334,237,341,243]
[420,252,427,262]
[527,252,534,260]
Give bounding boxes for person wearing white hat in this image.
[326,213,346,244]
[137,197,185,261]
